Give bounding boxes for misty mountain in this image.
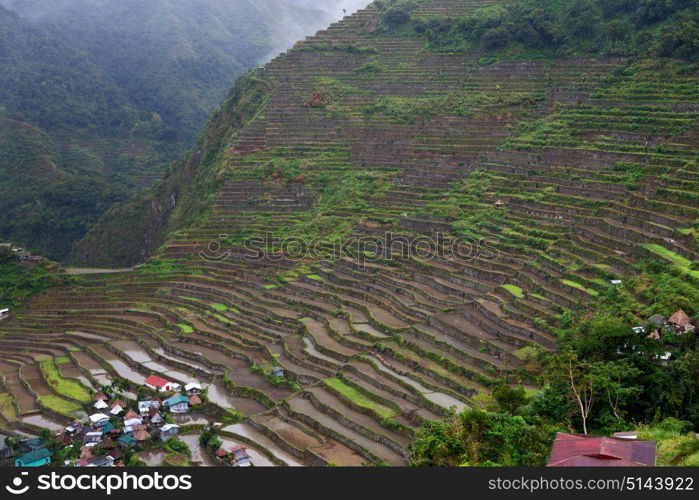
[0,0,336,142]
[0,0,363,259]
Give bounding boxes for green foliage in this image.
[409,409,555,466]
[364,90,544,124]
[638,418,699,466]
[163,438,190,457]
[384,0,698,60]
[199,427,222,452]
[0,258,71,309]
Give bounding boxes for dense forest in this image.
[376,0,698,59]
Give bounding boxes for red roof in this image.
[145,375,171,388]
[548,433,656,467]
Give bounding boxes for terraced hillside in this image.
[1,0,698,466]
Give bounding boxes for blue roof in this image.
[118,435,137,446]
[16,448,51,464]
[163,395,189,406]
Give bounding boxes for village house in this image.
[103,422,118,435]
[230,445,252,467]
[133,427,151,442]
[138,399,160,416]
[110,400,127,416]
[117,434,137,448]
[148,406,164,425]
[88,413,110,427]
[189,394,202,407]
[647,314,667,330]
[75,455,115,467]
[0,308,10,320]
[159,424,180,441]
[272,367,285,378]
[84,431,103,447]
[123,408,144,432]
[184,382,202,395]
[65,421,84,435]
[93,391,108,402]
[94,399,109,410]
[15,447,51,467]
[145,375,178,392]
[108,448,123,464]
[163,394,190,414]
[668,309,695,333]
[79,446,93,461]
[59,432,74,447]
[547,433,656,467]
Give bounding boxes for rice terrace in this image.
[0,0,698,470]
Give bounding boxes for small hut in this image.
[93,391,108,402]
[133,427,150,442]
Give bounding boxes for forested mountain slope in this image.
[0,0,348,259]
[1,0,697,465]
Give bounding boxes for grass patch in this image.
[212,314,235,325]
[324,377,396,419]
[641,244,699,279]
[67,347,81,352]
[40,358,91,402]
[0,393,18,422]
[212,303,228,311]
[262,284,277,290]
[306,274,323,281]
[561,279,599,296]
[177,324,194,334]
[178,295,200,302]
[54,356,71,364]
[38,394,82,417]
[503,284,524,298]
[638,419,699,466]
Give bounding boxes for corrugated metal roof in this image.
[547,433,656,467]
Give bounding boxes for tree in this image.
[0,246,16,264]
[492,384,529,415]
[545,347,598,434]
[593,359,642,422]
[383,7,411,30]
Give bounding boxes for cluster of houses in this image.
[633,309,696,365]
[7,377,206,467]
[0,242,43,263]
